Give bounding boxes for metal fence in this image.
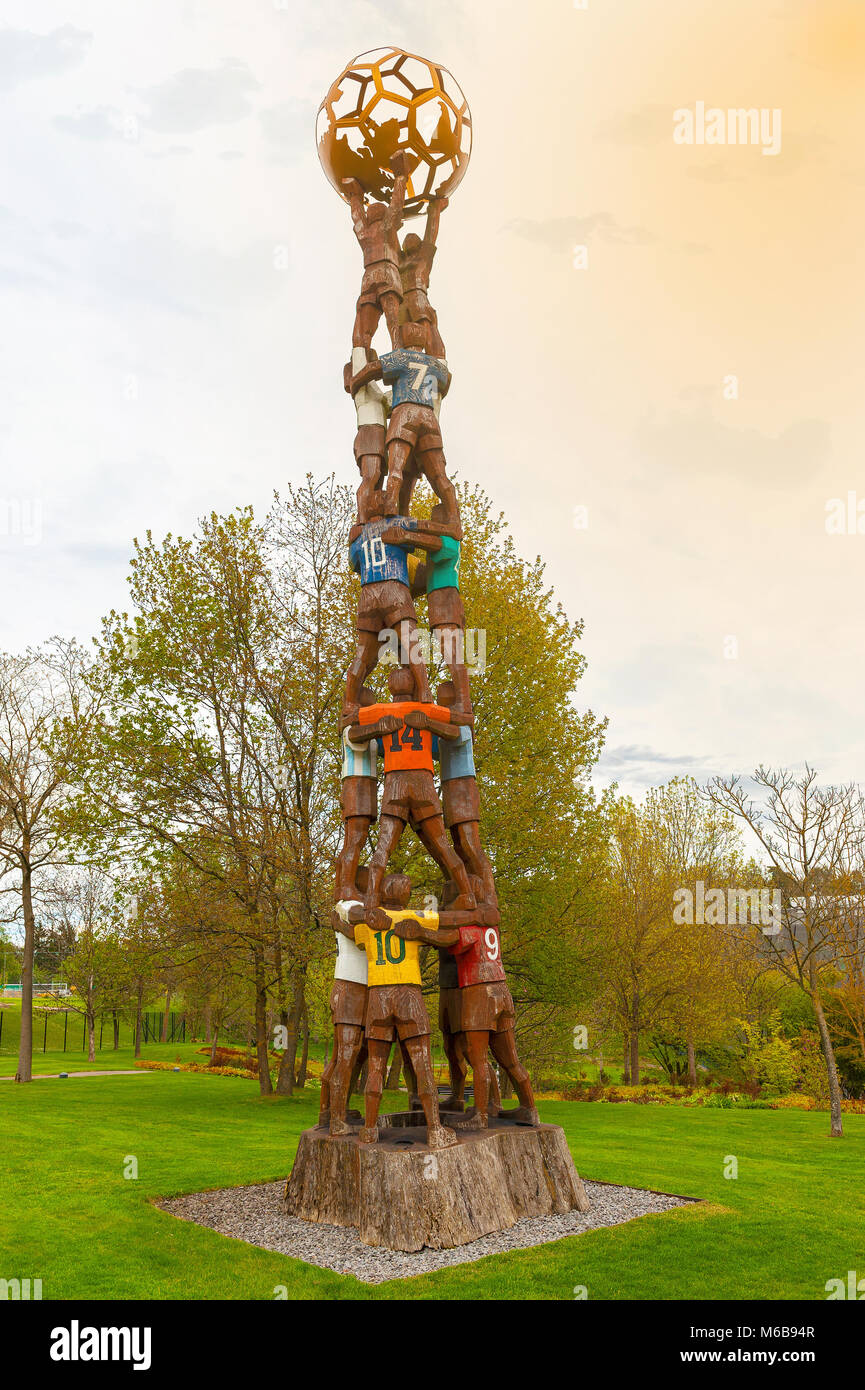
[0,1008,187,1054]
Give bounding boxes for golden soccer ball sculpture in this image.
[316,46,472,217]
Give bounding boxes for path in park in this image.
[0,1070,150,1081]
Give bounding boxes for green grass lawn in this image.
[1,1068,862,1301]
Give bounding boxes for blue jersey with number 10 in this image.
[349,517,418,586]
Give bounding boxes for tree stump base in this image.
[284,1112,590,1251]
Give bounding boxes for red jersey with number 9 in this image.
[449,925,506,987]
[359,701,450,772]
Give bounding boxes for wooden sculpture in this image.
[286,48,589,1250]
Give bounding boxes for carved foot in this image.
[329,1117,352,1137]
[440,1094,465,1112]
[426,1124,459,1151]
[456,1110,487,1131]
[358,1125,379,1145]
[507,1106,540,1127]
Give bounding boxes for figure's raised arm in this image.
[342,177,365,223]
[385,151,410,227]
[424,194,448,248]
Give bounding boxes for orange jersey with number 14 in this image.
[359,701,450,772]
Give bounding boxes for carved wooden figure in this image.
[350,321,459,527]
[334,687,378,904]
[325,867,422,1135]
[343,497,431,719]
[344,150,410,350]
[339,877,457,1151]
[435,682,498,908]
[287,51,593,1252]
[348,665,477,911]
[344,349,388,523]
[399,194,448,358]
[407,507,472,721]
[389,903,539,1129]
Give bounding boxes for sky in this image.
[0,0,863,803]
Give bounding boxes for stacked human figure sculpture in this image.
[320,156,538,1153]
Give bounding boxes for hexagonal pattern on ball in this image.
[316,46,472,217]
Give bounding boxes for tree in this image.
[646,778,748,1085]
[0,639,95,1082]
[600,797,680,1084]
[705,765,865,1136]
[58,870,125,1061]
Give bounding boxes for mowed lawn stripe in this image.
[1,1074,862,1300]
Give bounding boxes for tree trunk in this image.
[687,1036,697,1087]
[622,1033,631,1085]
[253,952,273,1096]
[134,979,143,1059]
[629,1029,640,1087]
[112,1010,120,1050]
[14,860,35,1083]
[295,1004,310,1088]
[276,977,304,1096]
[385,1049,403,1090]
[812,988,843,1138]
[204,1004,211,1046]
[210,1026,220,1063]
[160,991,172,1043]
[87,1008,96,1063]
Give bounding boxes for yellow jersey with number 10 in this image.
[353,911,439,986]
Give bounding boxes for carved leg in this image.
[457,1030,491,1129]
[416,815,476,910]
[328,1024,366,1135]
[359,1037,391,1143]
[335,815,373,903]
[353,300,380,349]
[382,438,412,517]
[418,448,459,528]
[357,454,385,522]
[380,291,403,350]
[344,630,379,713]
[435,623,472,718]
[405,1033,457,1150]
[491,1027,539,1125]
[365,815,405,909]
[452,820,497,908]
[396,618,432,703]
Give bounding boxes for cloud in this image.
[259,100,312,162]
[137,60,261,134]
[0,24,91,91]
[596,104,676,147]
[638,410,831,488]
[53,105,129,141]
[596,743,720,789]
[504,212,654,252]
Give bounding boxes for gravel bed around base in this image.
[155,1179,694,1284]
